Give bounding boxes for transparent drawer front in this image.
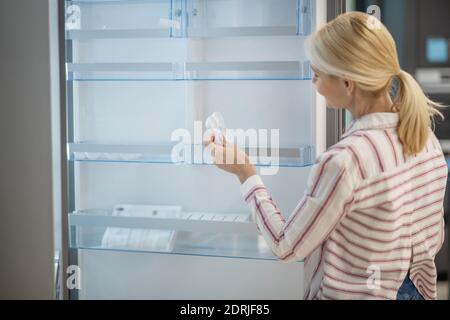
[67,62,180,81]
[67,39,311,81]
[67,61,311,81]
[68,207,290,261]
[184,61,311,81]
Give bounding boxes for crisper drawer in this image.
[77,249,305,299]
[70,205,306,299]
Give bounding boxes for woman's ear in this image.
[343,79,355,96]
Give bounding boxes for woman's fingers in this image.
[206,138,250,167]
[206,142,226,166]
[214,144,226,165]
[203,134,215,147]
[219,134,227,147]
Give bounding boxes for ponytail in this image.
[396,70,444,155]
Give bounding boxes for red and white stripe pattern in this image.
[241,113,447,300]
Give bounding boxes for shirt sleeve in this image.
[241,153,356,262]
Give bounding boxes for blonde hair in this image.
[306,11,443,155]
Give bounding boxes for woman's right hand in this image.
[204,136,257,184]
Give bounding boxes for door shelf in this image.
[68,143,315,167]
[66,61,312,81]
[69,208,302,261]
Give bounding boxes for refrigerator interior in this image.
[64,0,327,299]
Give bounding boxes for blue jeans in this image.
[396,273,425,300]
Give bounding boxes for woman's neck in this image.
[348,91,395,119]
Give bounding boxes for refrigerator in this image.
[61,0,344,299]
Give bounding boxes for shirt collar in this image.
[342,112,400,139]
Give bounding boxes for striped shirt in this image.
[241,112,447,300]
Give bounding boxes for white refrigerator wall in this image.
[73,81,313,146]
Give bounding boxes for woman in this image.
[207,12,447,300]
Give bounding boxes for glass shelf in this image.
[68,143,315,167]
[67,29,172,40]
[69,208,303,261]
[66,26,313,40]
[65,0,313,39]
[66,61,312,81]
[67,27,303,40]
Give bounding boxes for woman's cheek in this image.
[315,83,331,102]
[313,80,324,96]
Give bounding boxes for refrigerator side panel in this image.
[0,0,60,299]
